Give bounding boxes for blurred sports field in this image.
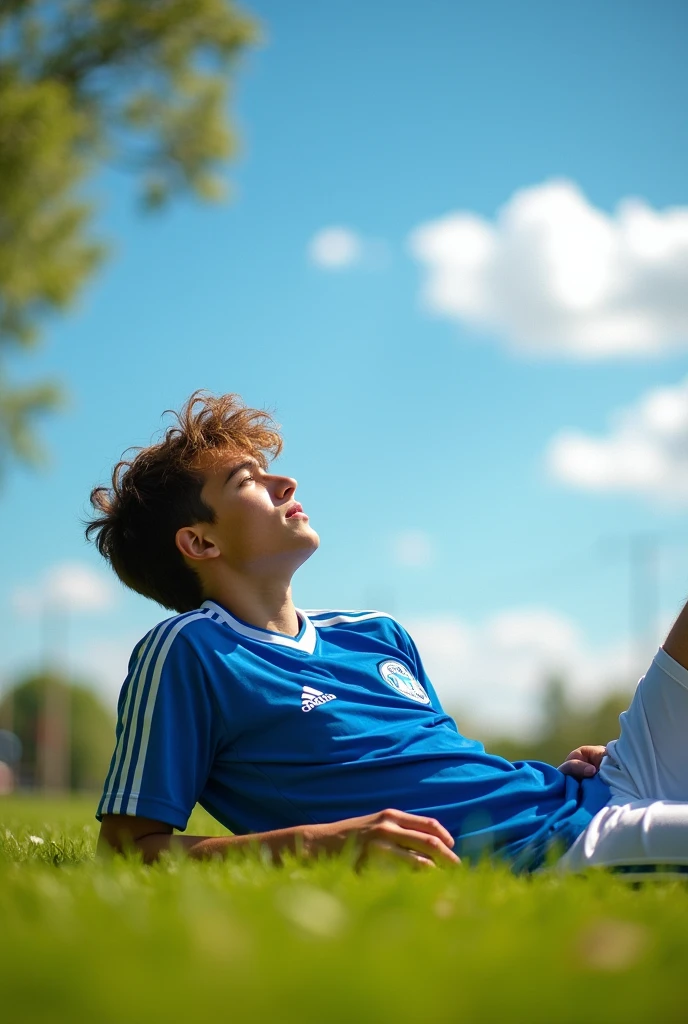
[1,795,687,1023]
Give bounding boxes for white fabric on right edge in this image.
[599,647,688,803]
[557,799,688,874]
[558,647,688,874]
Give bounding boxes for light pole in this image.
[628,533,660,683]
[37,598,71,794]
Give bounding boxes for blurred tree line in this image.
[484,675,631,766]
[0,672,114,790]
[0,0,256,473]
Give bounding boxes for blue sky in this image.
[2,0,688,735]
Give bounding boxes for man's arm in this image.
[98,808,461,869]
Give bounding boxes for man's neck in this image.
[205,574,300,637]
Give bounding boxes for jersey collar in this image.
[201,600,316,654]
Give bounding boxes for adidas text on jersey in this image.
[301,685,336,712]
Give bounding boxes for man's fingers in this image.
[559,758,596,778]
[364,840,436,871]
[378,809,455,848]
[376,823,460,865]
[585,745,608,767]
[560,745,607,775]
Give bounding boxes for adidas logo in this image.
[301,685,337,713]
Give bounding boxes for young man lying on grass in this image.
[91,393,688,873]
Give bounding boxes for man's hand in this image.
[558,745,607,779]
[98,808,460,870]
[304,808,460,870]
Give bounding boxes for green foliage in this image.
[0,0,257,470]
[1,797,687,1022]
[0,375,63,470]
[0,672,115,790]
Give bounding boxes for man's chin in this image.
[243,536,319,574]
[294,527,320,558]
[277,525,320,565]
[287,520,320,547]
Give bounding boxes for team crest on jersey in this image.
[378,660,430,705]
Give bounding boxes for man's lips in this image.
[285,502,308,521]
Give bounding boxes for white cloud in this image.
[406,608,630,738]
[547,376,688,502]
[12,562,116,616]
[409,180,688,358]
[392,530,434,568]
[308,226,391,271]
[308,227,363,269]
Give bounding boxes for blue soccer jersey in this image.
[97,602,611,868]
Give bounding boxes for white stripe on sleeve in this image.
[110,612,200,814]
[125,612,207,816]
[102,625,160,814]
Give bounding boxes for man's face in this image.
[194,451,320,575]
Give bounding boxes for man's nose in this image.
[272,474,297,500]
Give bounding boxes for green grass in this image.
[1,796,688,1022]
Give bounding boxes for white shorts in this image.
[558,647,688,874]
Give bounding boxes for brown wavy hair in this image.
[85,391,283,613]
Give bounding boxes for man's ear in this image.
[175,526,221,563]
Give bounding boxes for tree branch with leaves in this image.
[0,0,257,474]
